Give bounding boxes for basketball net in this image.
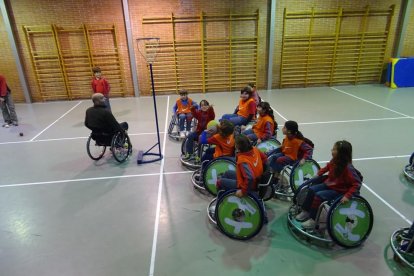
[136,37,160,64]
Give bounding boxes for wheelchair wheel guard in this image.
[202,157,236,196]
[290,160,321,193]
[327,195,373,248]
[256,138,281,156]
[390,228,414,269]
[215,190,264,240]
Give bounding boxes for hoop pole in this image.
[137,63,163,164]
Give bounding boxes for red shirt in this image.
[91,77,110,97]
[190,106,215,135]
[318,161,362,199]
[0,75,8,97]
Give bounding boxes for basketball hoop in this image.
[136,37,163,164]
[136,37,160,65]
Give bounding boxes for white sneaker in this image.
[301,218,316,229]
[185,131,190,136]
[295,210,310,222]
[179,131,185,138]
[2,123,10,128]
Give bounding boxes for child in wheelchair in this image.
[199,119,235,164]
[216,134,268,197]
[295,140,362,229]
[182,99,215,162]
[173,89,198,138]
[221,86,257,127]
[242,101,277,144]
[268,120,313,177]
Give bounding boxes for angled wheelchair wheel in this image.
[111,132,132,163]
[86,135,106,160]
[390,228,414,269]
[256,138,281,156]
[404,152,414,181]
[327,195,373,248]
[289,159,320,193]
[215,190,264,240]
[202,157,236,196]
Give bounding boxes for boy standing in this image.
[0,74,18,128]
[91,67,111,111]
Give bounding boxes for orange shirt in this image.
[208,133,235,158]
[176,98,193,114]
[253,114,275,139]
[236,147,267,195]
[281,137,304,161]
[237,98,256,118]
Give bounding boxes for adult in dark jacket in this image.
[85,93,128,134]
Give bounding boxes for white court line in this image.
[149,96,169,276]
[331,87,412,118]
[0,132,166,146]
[271,107,288,121]
[30,101,83,141]
[363,183,412,225]
[299,116,409,125]
[0,170,193,188]
[318,154,411,164]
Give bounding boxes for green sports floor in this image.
[0,84,413,276]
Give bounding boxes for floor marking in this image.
[299,116,409,125]
[0,132,166,146]
[318,155,411,164]
[331,87,412,118]
[149,96,170,276]
[0,170,193,188]
[271,107,287,121]
[363,183,412,225]
[30,101,83,141]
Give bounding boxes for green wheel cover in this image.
[329,197,373,248]
[256,139,280,155]
[291,160,320,191]
[217,194,262,239]
[204,159,236,195]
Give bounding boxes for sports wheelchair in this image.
[403,152,414,182]
[390,224,414,269]
[206,170,276,240]
[180,137,211,170]
[167,114,197,140]
[191,156,236,196]
[287,177,374,248]
[86,131,132,163]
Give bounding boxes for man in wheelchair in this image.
[85,93,129,138]
[295,140,362,229]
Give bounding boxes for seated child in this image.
[199,119,235,164]
[268,120,312,174]
[183,100,215,161]
[173,89,197,138]
[216,134,268,198]
[295,140,362,229]
[242,101,276,144]
[221,86,256,126]
[247,82,261,105]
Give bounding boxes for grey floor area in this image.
[0,84,413,276]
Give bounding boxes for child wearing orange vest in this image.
[268,120,313,173]
[221,86,256,126]
[173,89,197,138]
[199,119,235,163]
[216,134,268,197]
[242,101,276,144]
